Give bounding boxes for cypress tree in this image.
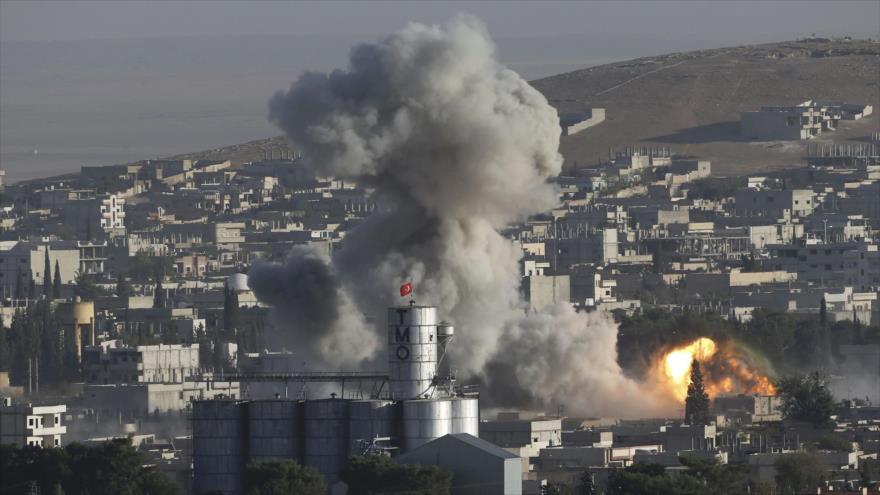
[153,276,164,309]
[53,260,62,299]
[684,358,711,425]
[0,317,9,373]
[43,248,52,298]
[14,266,24,300]
[116,271,127,298]
[28,274,36,300]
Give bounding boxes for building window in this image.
[28,418,34,426]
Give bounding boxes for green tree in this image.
[606,463,687,495]
[684,359,710,425]
[153,276,165,309]
[244,460,325,495]
[224,282,239,333]
[53,260,62,299]
[341,455,452,495]
[606,459,745,495]
[74,271,106,300]
[774,452,824,495]
[577,471,597,495]
[43,248,52,298]
[679,456,747,494]
[815,435,851,452]
[545,483,576,495]
[129,251,173,284]
[0,318,9,372]
[0,439,181,495]
[116,271,132,298]
[777,372,834,426]
[14,266,24,300]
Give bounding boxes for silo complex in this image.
[348,399,396,455]
[192,400,247,495]
[247,400,300,463]
[192,303,480,494]
[388,305,438,399]
[304,399,350,484]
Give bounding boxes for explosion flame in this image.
[655,337,777,402]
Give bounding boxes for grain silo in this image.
[191,302,480,494]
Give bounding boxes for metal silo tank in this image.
[402,398,452,451]
[347,399,396,456]
[304,398,350,484]
[387,306,438,399]
[451,397,479,437]
[247,400,301,463]
[192,400,246,495]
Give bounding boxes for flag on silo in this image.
[400,282,412,297]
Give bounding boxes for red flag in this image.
[400,282,412,297]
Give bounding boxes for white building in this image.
[0,400,67,448]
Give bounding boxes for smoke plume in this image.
[248,246,377,368]
[254,15,658,416]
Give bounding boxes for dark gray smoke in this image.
[258,15,658,416]
[248,246,377,368]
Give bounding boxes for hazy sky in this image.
[2,0,879,43]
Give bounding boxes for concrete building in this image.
[523,275,571,310]
[481,415,563,475]
[734,188,816,219]
[398,433,522,495]
[714,395,783,423]
[82,342,200,385]
[0,241,80,298]
[747,450,861,484]
[554,228,619,272]
[83,381,239,419]
[63,194,125,238]
[764,240,879,290]
[560,109,606,136]
[0,400,67,448]
[741,101,872,141]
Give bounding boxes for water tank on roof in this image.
[227,273,250,292]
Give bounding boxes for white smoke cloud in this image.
[255,15,659,416]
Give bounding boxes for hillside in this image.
[163,39,880,177]
[532,38,880,176]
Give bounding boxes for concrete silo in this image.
[191,302,480,494]
[247,399,302,463]
[387,305,438,399]
[192,399,247,495]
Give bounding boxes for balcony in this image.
[27,425,67,436]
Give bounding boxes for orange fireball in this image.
[653,337,776,403]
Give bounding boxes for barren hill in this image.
[532,38,880,176]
